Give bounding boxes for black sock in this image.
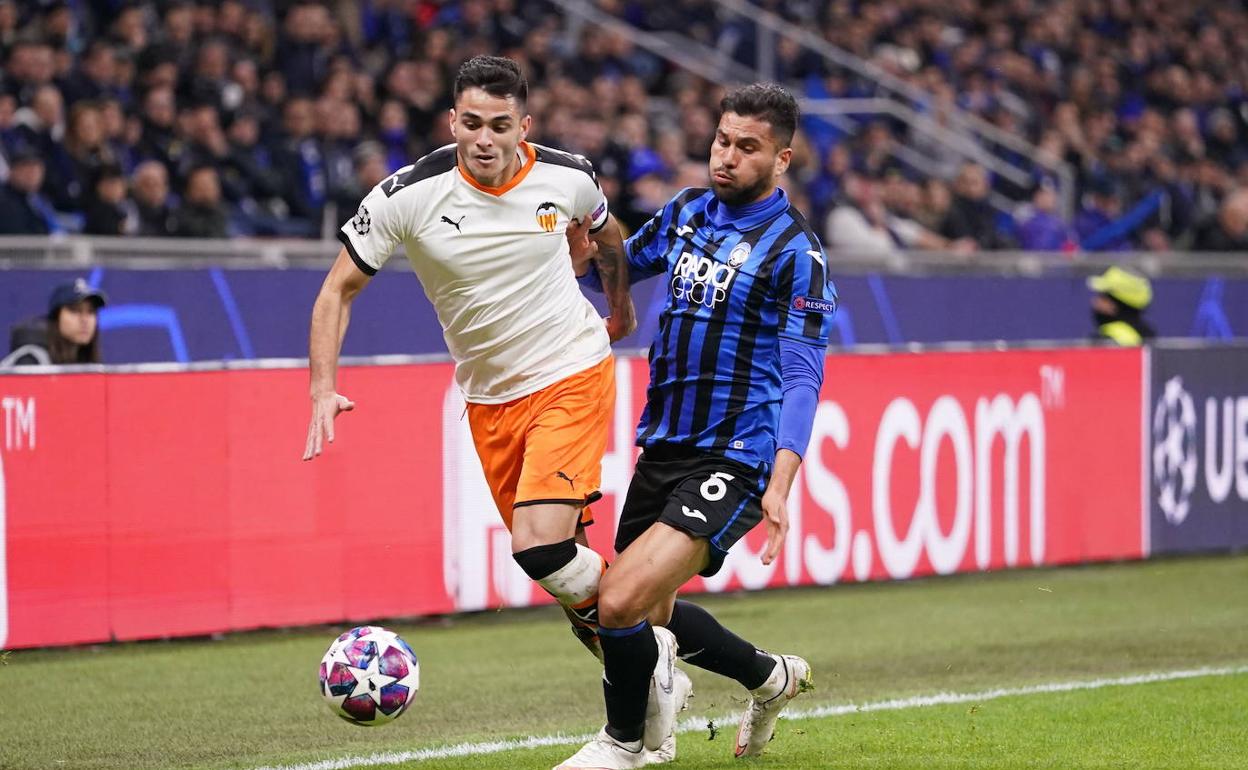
[666,599,776,690]
[598,620,658,744]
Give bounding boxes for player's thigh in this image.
[599,522,709,626]
[516,356,615,522]
[614,449,689,556]
[466,400,528,527]
[510,501,583,552]
[618,447,766,579]
[655,457,765,578]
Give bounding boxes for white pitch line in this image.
[254,665,1248,770]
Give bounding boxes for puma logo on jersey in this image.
[441,215,465,232]
[555,470,578,490]
[681,505,708,523]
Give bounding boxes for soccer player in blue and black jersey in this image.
[556,84,836,769]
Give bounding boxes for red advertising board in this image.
[0,347,1144,649]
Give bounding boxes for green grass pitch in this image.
[2,555,1245,770]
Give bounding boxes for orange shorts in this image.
[466,355,616,530]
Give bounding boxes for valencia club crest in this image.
[536,202,558,233]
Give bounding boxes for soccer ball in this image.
[318,625,420,726]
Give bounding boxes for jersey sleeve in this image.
[337,170,413,276]
[773,235,838,345]
[624,188,701,278]
[568,155,610,233]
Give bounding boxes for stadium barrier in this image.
[3,245,1247,364]
[0,343,1243,649]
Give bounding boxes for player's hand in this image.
[303,391,355,460]
[565,216,599,276]
[604,309,637,342]
[760,486,789,565]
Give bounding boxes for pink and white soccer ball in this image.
[318,625,420,726]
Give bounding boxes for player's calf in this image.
[514,538,607,656]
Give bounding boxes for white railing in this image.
[549,0,1076,218]
[0,235,1243,276]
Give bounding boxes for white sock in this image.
[750,654,787,698]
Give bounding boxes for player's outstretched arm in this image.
[588,214,636,342]
[303,247,371,460]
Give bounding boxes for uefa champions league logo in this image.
[1152,376,1198,525]
[351,205,371,236]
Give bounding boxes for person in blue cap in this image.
[2,279,107,366]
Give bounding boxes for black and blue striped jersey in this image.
[623,187,837,468]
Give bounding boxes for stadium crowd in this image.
[0,0,1245,253]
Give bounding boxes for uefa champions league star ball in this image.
[319,626,420,726]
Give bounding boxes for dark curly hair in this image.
[453,55,528,105]
[719,83,799,147]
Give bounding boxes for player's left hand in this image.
[760,486,789,565]
[565,216,598,276]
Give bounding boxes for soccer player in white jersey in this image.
[302,56,686,758]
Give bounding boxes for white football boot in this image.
[641,626,682,751]
[554,728,651,770]
[733,654,814,758]
[645,667,693,763]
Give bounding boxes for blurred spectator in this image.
[171,164,228,238]
[1193,189,1248,252]
[135,85,185,172]
[1075,176,1132,251]
[0,149,56,234]
[319,97,362,216]
[916,178,953,233]
[1015,182,1074,251]
[60,40,118,104]
[332,140,387,225]
[131,160,176,237]
[3,278,106,367]
[62,100,116,210]
[826,171,895,255]
[0,0,1242,251]
[220,109,284,217]
[82,162,133,235]
[98,97,136,172]
[1087,267,1155,347]
[941,162,1015,249]
[272,96,326,228]
[824,170,969,255]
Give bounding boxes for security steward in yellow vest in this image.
[1087,266,1155,346]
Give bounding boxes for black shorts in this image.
[615,443,767,577]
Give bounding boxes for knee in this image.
[597,580,647,628]
[512,538,576,581]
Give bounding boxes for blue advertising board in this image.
[1149,344,1248,554]
[2,267,1246,364]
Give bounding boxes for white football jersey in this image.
[339,141,612,404]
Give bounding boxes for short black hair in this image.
[453,55,528,105]
[719,83,799,147]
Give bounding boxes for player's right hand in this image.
[565,216,598,276]
[604,311,637,342]
[303,392,355,460]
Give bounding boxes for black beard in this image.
[712,175,772,207]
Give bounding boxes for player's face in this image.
[709,112,792,207]
[450,87,532,188]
